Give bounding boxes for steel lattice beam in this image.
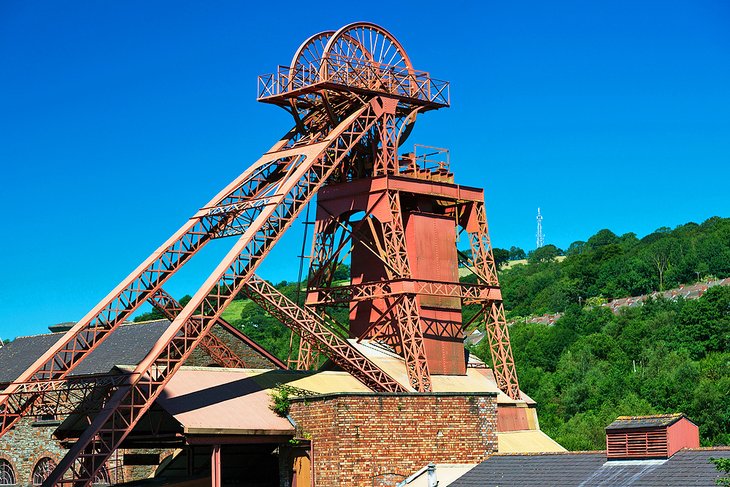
[0,132,303,439]
[147,289,248,369]
[0,375,127,419]
[307,279,501,305]
[45,97,395,487]
[243,275,405,392]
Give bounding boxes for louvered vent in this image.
[606,428,668,459]
[605,414,699,460]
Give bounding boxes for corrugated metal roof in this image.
[247,369,370,394]
[497,430,566,454]
[158,368,295,436]
[156,367,373,435]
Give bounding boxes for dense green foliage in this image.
[472,286,730,450]
[232,281,302,361]
[711,457,730,486]
[499,217,730,318]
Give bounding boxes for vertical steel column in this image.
[211,445,221,487]
[379,190,432,392]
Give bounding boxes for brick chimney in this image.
[605,413,699,460]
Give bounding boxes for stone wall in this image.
[0,417,66,486]
[0,416,172,486]
[289,392,497,486]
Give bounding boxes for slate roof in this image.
[605,413,690,430]
[0,320,171,383]
[451,449,730,486]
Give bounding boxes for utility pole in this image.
[536,208,544,249]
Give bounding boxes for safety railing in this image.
[257,55,449,106]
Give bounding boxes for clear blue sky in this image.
[1,1,729,339]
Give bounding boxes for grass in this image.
[221,298,249,323]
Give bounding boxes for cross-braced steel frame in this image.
[0,21,521,486]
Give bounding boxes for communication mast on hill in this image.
[536,208,544,249]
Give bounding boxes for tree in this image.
[529,244,562,264]
[710,458,730,486]
[587,229,619,249]
[493,248,510,269]
[566,241,586,256]
[332,263,351,281]
[509,246,526,260]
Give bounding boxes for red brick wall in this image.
[289,393,497,486]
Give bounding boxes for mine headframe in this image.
[0,22,518,487]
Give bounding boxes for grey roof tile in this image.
[606,413,691,430]
[0,320,170,383]
[451,449,730,487]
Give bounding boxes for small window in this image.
[0,459,15,485]
[32,414,61,426]
[32,457,56,486]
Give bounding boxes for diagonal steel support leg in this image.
[0,131,301,439]
[147,288,285,369]
[44,98,396,487]
[463,201,520,399]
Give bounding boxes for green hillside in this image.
[472,286,730,449]
[496,216,730,318]
[469,216,730,449]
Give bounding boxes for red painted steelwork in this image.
[211,445,221,487]
[304,174,517,388]
[46,97,403,487]
[242,275,405,392]
[405,212,464,375]
[148,289,248,369]
[0,22,522,486]
[0,131,302,439]
[147,288,286,370]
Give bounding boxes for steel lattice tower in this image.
[536,207,544,248]
[0,23,522,486]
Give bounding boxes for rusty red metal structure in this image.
[0,22,520,486]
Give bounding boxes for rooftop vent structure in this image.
[605,413,699,460]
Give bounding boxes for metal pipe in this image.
[396,463,437,487]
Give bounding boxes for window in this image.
[32,458,56,486]
[92,466,110,486]
[0,459,15,485]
